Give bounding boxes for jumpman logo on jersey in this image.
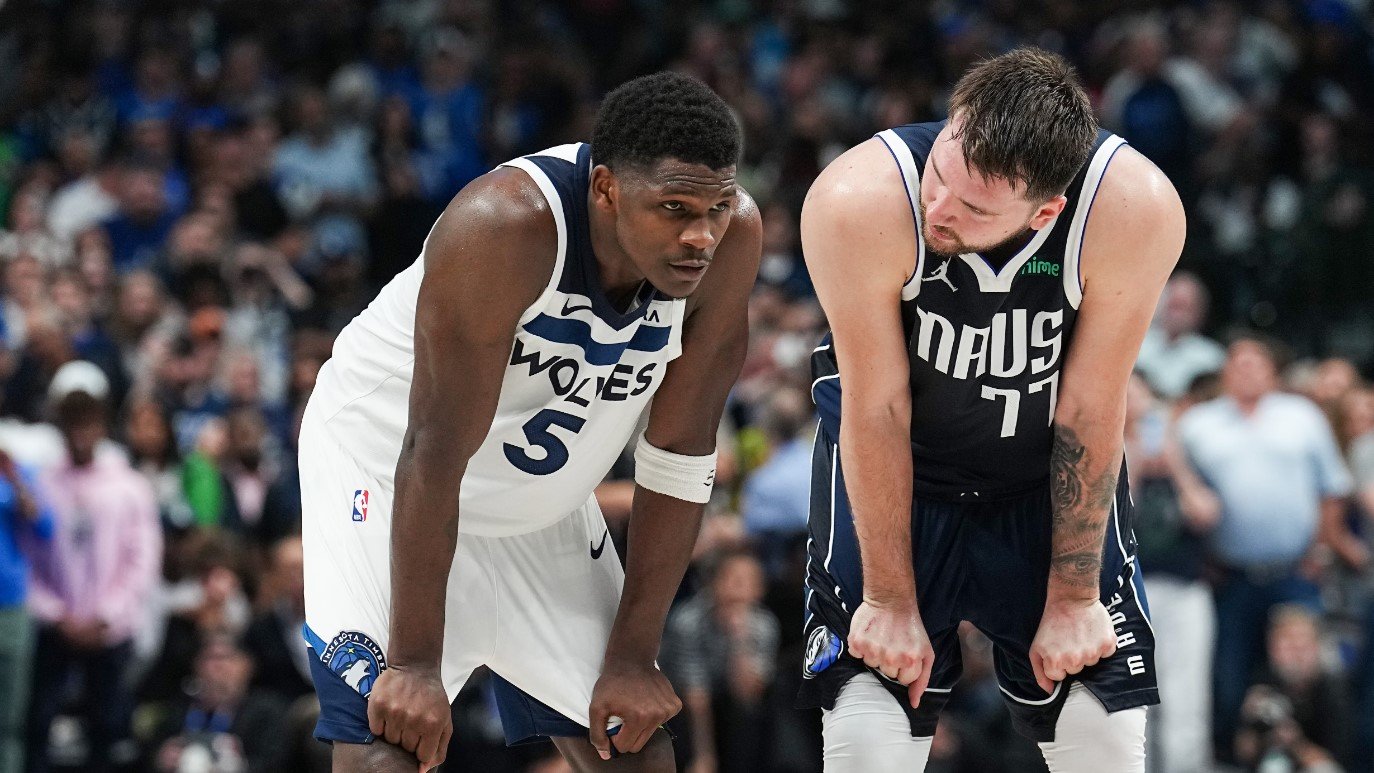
[922,258,957,292]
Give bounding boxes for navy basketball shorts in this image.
[797,425,1159,743]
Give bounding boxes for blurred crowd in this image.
[0,0,1372,772]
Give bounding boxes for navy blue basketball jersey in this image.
[812,122,1127,500]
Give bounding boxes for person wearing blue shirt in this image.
[1177,335,1357,762]
[409,30,486,203]
[741,389,814,578]
[0,449,54,773]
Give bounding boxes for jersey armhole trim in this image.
[875,130,927,302]
[497,157,569,325]
[1063,135,1128,310]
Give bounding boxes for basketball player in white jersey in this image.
[299,72,760,772]
[800,49,1185,771]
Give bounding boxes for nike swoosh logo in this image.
[590,529,608,560]
[562,298,593,315]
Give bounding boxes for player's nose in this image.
[926,189,958,226]
[679,218,717,251]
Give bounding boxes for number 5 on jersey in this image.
[504,408,586,474]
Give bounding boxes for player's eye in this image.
[662,201,685,212]
[710,202,730,213]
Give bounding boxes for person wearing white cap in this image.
[25,384,161,772]
[46,359,111,403]
[0,360,116,474]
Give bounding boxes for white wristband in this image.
[633,435,717,504]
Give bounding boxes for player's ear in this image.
[590,165,619,213]
[1030,194,1067,230]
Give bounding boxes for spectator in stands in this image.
[1,252,49,352]
[1235,605,1352,771]
[0,448,51,773]
[46,149,120,244]
[124,396,194,531]
[662,549,779,773]
[108,269,181,391]
[113,48,183,129]
[242,535,312,702]
[100,160,177,272]
[50,267,127,405]
[26,380,161,772]
[1177,334,1357,760]
[1129,372,1218,773]
[272,84,377,269]
[146,633,290,772]
[410,28,486,202]
[1135,272,1227,399]
[0,185,70,269]
[140,532,248,704]
[179,417,243,533]
[741,386,813,579]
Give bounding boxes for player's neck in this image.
[587,203,649,311]
[976,228,1035,271]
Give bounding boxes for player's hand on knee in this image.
[847,598,936,708]
[588,659,682,760]
[366,665,453,771]
[1030,597,1117,695]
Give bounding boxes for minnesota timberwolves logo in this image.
[803,625,843,679]
[322,631,387,697]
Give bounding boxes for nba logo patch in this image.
[352,489,368,522]
[322,630,387,697]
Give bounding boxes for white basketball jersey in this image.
[306,143,686,536]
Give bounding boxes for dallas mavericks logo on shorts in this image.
[322,630,387,697]
[803,625,843,679]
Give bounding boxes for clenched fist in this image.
[368,665,452,771]
[847,599,935,708]
[1029,597,1117,694]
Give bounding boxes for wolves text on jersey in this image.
[509,338,658,406]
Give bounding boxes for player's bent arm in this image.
[604,194,762,666]
[387,168,557,667]
[801,139,918,605]
[1050,147,1185,600]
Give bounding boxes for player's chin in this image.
[924,229,962,254]
[657,266,710,297]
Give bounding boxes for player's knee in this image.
[552,728,676,773]
[823,673,933,773]
[623,730,675,772]
[1038,683,1147,773]
[331,739,416,773]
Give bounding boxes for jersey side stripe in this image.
[876,129,927,301]
[1063,136,1128,309]
[498,157,570,324]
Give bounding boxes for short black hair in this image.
[55,391,106,431]
[591,72,741,173]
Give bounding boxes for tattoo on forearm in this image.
[1049,426,1118,589]
[1050,436,1085,509]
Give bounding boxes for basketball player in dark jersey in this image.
[798,48,1185,771]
